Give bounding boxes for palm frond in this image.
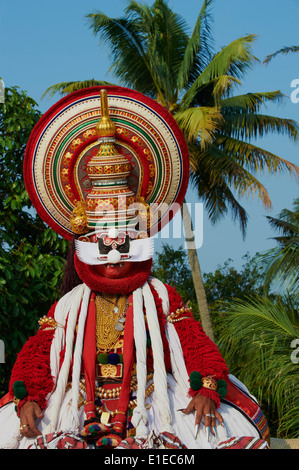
[263,45,299,64]
[191,141,273,209]
[183,75,241,109]
[87,2,191,105]
[220,297,298,340]
[215,135,299,178]
[267,217,298,242]
[125,0,192,104]
[174,105,222,147]
[221,90,285,113]
[266,199,299,240]
[221,112,299,142]
[182,34,258,108]
[42,80,115,98]
[188,141,252,235]
[87,11,159,98]
[177,0,214,89]
[257,200,299,294]
[258,245,299,295]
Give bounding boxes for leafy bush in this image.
[0,86,68,396]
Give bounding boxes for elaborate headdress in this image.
[24,86,189,263]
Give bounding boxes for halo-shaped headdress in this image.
[24,86,189,241]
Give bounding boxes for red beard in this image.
[74,253,153,294]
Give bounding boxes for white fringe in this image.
[50,286,82,385]
[65,285,91,433]
[131,288,148,437]
[165,322,189,396]
[30,280,174,439]
[44,285,85,434]
[142,282,174,435]
[148,277,169,316]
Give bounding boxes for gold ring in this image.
[20,424,29,430]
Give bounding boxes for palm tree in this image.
[256,198,299,299]
[43,0,299,341]
[217,295,299,438]
[217,200,299,437]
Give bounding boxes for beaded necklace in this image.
[78,374,155,416]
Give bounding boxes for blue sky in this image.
[1,0,298,274]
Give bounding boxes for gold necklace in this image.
[95,295,128,353]
[100,294,121,314]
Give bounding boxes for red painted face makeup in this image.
[95,262,133,279]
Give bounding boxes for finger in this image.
[204,417,212,441]
[21,424,38,439]
[185,400,195,415]
[215,410,223,426]
[203,405,212,429]
[216,410,228,434]
[212,419,218,438]
[20,423,30,437]
[204,414,212,430]
[194,409,204,439]
[27,414,42,437]
[34,405,44,421]
[211,417,217,435]
[195,407,203,426]
[205,412,219,436]
[21,422,36,438]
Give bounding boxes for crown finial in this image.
[96,89,116,139]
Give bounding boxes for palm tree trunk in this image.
[180,198,215,342]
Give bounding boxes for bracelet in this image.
[189,371,227,398]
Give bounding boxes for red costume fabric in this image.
[6,282,228,414]
[165,285,228,407]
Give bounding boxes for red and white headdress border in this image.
[24,86,189,239]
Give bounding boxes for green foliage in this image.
[215,201,299,438]
[151,244,267,327]
[217,296,299,438]
[203,254,266,336]
[0,86,69,396]
[257,198,299,298]
[152,238,299,437]
[152,243,199,318]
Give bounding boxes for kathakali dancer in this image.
[0,86,270,449]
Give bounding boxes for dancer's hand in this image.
[184,394,223,439]
[19,401,44,438]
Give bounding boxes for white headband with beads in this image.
[75,236,154,265]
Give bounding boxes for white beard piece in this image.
[75,237,154,265]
